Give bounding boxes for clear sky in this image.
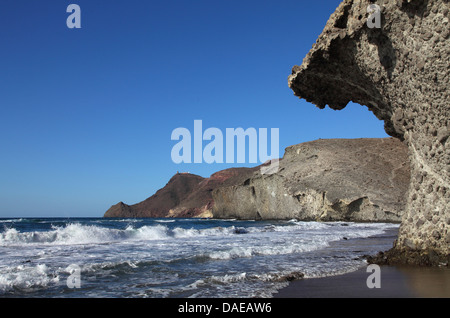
[0,0,388,217]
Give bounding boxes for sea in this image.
[0,217,399,298]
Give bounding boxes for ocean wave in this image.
[155,219,176,223]
[0,219,399,297]
[0,264,60,293]
[205,240,325,260]
[0,221,398,247]
[0,224,170,246]
[188,269,304,293]
[0,218,24,223]
[0,223,247,246]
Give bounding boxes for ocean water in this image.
[0,218,398,298]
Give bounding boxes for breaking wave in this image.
[0,218,399,297]
[0,223,187,246]
[0,221,396,247]
[0,223,260,246]
[0,264,60,293]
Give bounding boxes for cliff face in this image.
[288,0,449,264]
[212,138,409,222]
[104,167,259,218]
[104,173,206,218]
[105,138,409,222]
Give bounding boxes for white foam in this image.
[0,264,59,293]
[0,218,24,223]
[0,223,174,246]
[155,219,176,223]
[0,223,235,246]
[0,219,399,297]
[0,221,397,248]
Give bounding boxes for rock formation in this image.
[104,167,259,218]
[105,138,410,223]
[212,138,409,222]
[288,0,449,265]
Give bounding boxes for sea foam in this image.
[0,218,399,297]
[0,221,396,247]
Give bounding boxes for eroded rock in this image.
[288,0,449,264]
[212,138,409,222]
[104,168,259,218]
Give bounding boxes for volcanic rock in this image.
[212,138,409,222]
[288,0,449,264]
[105,138,410,223]
[104,168,259,218]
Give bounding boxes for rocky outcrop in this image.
[288,0,449,264]
[104,138,409,222]
[104,167,259,218]
[212,138,409,222]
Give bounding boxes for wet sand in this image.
[274,265,450,298]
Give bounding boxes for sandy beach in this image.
[274,265,450,298]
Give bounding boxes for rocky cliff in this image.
[104,167,259,218]
[212,138,409,222]
[288,0,449,265]
[105,138,410,223]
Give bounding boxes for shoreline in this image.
[273,264,450,298]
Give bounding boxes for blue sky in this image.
[0,0,388,217]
